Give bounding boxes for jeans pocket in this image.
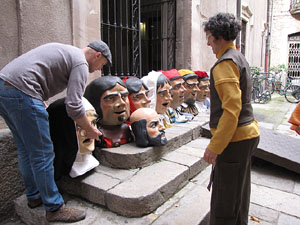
[215,162,240,218]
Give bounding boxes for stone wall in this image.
[0,0,101,221]
[0,0,73,70]
[0,130,24,221]
[175,0,268,73]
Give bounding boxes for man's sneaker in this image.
[46,204,86,222]
[27,198,43,209]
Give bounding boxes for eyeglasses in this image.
[206,33,212,40]
[185,82,199,89]
[198,85,210,90]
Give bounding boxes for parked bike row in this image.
[251,71,300,104]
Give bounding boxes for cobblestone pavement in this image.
[249,93,300,224]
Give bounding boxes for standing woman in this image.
[203,13,260,225]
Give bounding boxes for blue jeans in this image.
[0,79,64,211]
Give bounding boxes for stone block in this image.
[199,122,212,138]
[162,150,207,179]
[251,183,300,217]
[106,160,189,217]
[94,165,138,181]
[94,143,164,169]
[0,130,24,221]
[254,127,300,174]
[277,212,300,225]
[185,137,210,150]
[152,185,210,225]
[59,170,120,206]
[190,166,212,187]
[249,203,279,224]
[251,161,296,193]
[175,120,202,139]
[162,126,194,151]
[14,195,48,225]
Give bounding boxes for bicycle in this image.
[262,72,286,95]
[284,77,300,103]
[251,74,272,104]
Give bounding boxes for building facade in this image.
[270,0,300,77]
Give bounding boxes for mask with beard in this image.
[131,119,168,147]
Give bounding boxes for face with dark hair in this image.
[156,74,172,114]
[130,108,167,147]
[84,76,129,125]
[170,77,186,108]
[100,83,130,125]
[126,77,150,109]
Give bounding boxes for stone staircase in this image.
[14,113,212,225]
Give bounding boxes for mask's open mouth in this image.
[162,103,169,107]
[115,110,125,114]
[83,138,92,143]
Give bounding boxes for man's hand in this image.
[85,126,102,141]
[204,147,218,165]
[75,115,102,141]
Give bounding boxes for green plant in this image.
[250,66,261,75]
[270,64,287,73]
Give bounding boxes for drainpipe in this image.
[265,0,271,72]
[236,0,241,50]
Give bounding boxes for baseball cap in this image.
[194,70,209,81]
[178,69,198,81]
[161,69,182,81]
[88,40,112,66]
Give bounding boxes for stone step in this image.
[58,137,210,217]
[14,113,211,223]
[201,123,300,174]
[95,114,209,169]
[14,166,212,225]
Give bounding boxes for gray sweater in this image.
[0,43,89,120]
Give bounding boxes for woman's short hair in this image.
[203,12,241,41]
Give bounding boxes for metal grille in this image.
[140,0,176,76]
[100,0,176,78]
[100,0,141,77]
[290,0,300,10]
[288,34,300,78]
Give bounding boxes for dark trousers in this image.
[209,136,260,225]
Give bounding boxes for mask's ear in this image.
[131,120,149,147]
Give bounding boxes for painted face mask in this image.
[130,108,167,147]
[100,83,130,125]
[70,97,99,178]
[76,110,98,153]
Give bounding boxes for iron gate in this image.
[100,0,176,77]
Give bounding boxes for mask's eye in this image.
[149,120,159,128]
[76,126,87,137]
[121,93,129,100]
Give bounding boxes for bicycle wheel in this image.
[261,91,271,104]
[252,87,260,103]
[284,85,300,103]
[266,80,274,94]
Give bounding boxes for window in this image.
[101,0,141,77]
[100,0,176,77]
[288,32,300,78]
